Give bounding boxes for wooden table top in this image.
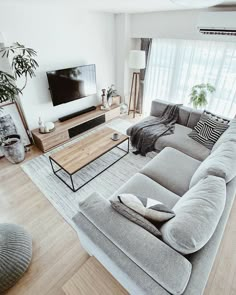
[50,127,128,174]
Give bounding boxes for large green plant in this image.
[0,71,21,104]
[0,42,39,105]
[189,83,216,109]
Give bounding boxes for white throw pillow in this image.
[161,176,226,255]
[117,193,175,222]
[190,141,236,188]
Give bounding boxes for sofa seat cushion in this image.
[154,124,210,161]
[110,173,180,209]
[161,176,226,255]
[79,192,192,295]
[190,141,236,188]
[212,118,236,152]
[141,147,201,196]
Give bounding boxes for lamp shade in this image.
[128,50,146,70]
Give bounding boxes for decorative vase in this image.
[38,116,45,133]
[107,96,113,107]
[101,89,106,106]
[1,134,25,164]
[120,102,128,114]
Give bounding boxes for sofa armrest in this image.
[77,192,192,295]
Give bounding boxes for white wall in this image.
[0,32,4,43]
[115,14,141,104]
[0,2,115,129]
[130,9,236,41]
[0,34,10,75]
[0,43,11,74]
[115,14,134,103]
[114,9,236,109]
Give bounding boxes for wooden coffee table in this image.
[49,127,129,192]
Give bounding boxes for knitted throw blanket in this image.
[130,104,180,156]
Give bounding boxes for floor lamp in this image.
[128,50,146,118]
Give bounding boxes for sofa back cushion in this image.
[150,99,192,126]
[187,109,202,129]
[161,176,226,255]
[212,118,236,152]
[150,99,173,117]
[190,141,236,188]
[177,106,191,126]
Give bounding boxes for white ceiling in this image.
[1,0,236,13]
[85,0,236,13]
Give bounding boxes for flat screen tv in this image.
[47,64,97,106]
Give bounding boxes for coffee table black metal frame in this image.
[49,137,129,192]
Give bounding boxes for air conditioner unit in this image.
[197,12,236,36]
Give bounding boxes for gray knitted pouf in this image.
[0,224,32,294]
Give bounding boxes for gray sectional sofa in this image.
[73,99,236,295]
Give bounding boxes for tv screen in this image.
[47,64,97,106]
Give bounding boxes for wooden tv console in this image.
[31,104,121,152]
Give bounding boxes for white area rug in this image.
[21,119,156,230]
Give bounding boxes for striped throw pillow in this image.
[188,111,229,150]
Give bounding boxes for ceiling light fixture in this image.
[171,0,224,8]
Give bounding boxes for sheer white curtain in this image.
[144,38,236,118]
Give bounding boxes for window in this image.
[144,38,236,118]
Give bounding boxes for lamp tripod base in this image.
[128,72,141,118]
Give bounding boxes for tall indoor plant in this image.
[189,83,216,109]
[0,42,39,163]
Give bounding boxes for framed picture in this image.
[0,102,31,157]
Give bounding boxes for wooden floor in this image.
[0,132,236,294]
[63,257,128,295]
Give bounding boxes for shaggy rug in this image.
[21,119,156,229]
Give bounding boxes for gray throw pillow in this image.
[118,194,175,222]
[190,141,236,188]
[188,111,229,150]
[161,175,226,255]
[110,201,162,238]
[212,118,236,152]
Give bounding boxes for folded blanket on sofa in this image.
[129,104,180,155]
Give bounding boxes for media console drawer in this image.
[43,131,69,151]
[105,107,120,121]
[68,115,105,138]
[31,105,121,152]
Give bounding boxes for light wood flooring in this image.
[0,127,236,295]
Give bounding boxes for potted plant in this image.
[0,134,25,163]
[107,84,117,107]
[0,42,39,163]
[189,83,216,109]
